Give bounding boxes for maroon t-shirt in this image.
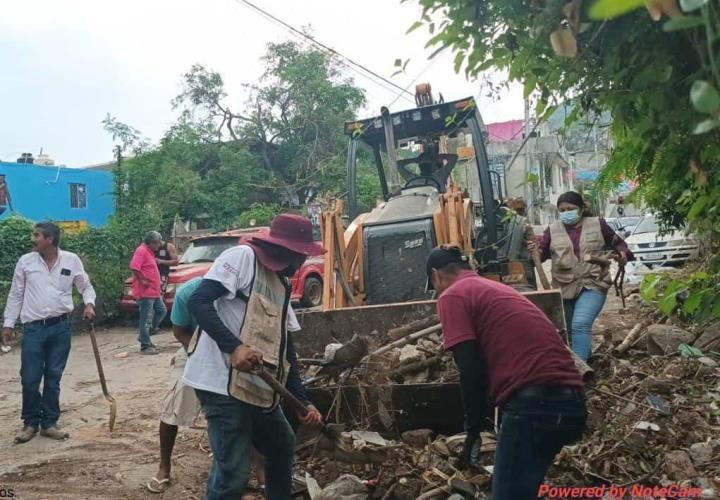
[437,271,583,406]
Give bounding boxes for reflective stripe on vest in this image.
[549,217,611,299]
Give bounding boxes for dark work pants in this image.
[492,387,587,500]
[20,317,72,429]
[195,389,296,500]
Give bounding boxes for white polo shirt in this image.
[182,245,300,396]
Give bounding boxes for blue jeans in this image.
[195,389,295,500]
[563,289,607,361]
[493,387,587,500]
[137,297,166,350]
[20,317,72,429]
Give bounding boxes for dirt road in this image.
[0,286,633,500]
[0,327,210,500]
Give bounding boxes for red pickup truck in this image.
[120,227,325,312]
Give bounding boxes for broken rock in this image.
[399,344,423,365]
[646,325,695,355]
[314,474,367,500]
[664,450,697,480]
[697,356,718,368]
[401,428,434,446]
[689,442,713,466]
[694,324,720,350]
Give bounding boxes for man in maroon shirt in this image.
[426,245,587,500]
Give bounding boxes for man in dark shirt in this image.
[426,245,587,500]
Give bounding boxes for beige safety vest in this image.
[187,252,291,409]
[549,217,612,299]
[228,260,290,409]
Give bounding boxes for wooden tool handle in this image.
[88,324,110,397]
[257,368,309,417]
[532,248,551,290]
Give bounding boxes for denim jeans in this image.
[493,387,587,500]
[137,297,166,350]
[563,288,607,361]
[195,389,295,500]
[20,317,72,429]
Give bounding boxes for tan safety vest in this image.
[549,217,612,299]
[187,252,291,409]
[228,260,290,409]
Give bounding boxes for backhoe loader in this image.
[321,85,536,309]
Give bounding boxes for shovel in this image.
[88,323,117,431]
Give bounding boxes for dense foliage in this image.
[104,40,381,232]
[411,0,720,321]
[0,214,158,320]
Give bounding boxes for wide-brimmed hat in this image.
[251,214,325,256]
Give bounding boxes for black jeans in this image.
[195,389,296,500]
[493,386,587,500]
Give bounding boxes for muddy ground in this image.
[0,285,632,500]
[0,327,211,500]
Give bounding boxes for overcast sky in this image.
[0,0,523,166]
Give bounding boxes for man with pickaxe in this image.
[183,214,324,500]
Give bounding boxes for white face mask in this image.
[559,209,581,225]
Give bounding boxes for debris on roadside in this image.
[293,305,720,499]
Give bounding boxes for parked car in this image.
[617,215,642,236]
[625,215,699,267]
[120,227,325,312]
[605,217,622,234]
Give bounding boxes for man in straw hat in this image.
[183,214,324,500]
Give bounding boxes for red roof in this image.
[486,119,525,143]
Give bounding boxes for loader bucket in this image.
[294,289,566,434]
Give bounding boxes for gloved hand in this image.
[462,429,482,470]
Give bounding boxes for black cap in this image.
[425,245,470,291]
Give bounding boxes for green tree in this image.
[173,40,366,205]
[411,0,720,319]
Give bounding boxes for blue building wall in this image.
[0,162,114,227]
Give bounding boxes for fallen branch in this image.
[613,322,647,355]
[394,355,443,377]
[369,324,442,358]
[387,315,439,341]
[416,486,448,500]
[568,348,594,381]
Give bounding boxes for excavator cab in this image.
[324,89,534,308]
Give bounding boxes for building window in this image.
[70,183,87,209]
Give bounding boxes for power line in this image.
[233,0,415,103]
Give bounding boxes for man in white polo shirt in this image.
[184,214,323,500]
[2,222,96,444]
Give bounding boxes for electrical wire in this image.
[232,0,415,103]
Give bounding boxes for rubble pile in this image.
[295,311,720,498]
[295,428,495,499]
[301,315,458,388]
[550,321,720,493]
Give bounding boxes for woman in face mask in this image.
[528,191,634,361]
